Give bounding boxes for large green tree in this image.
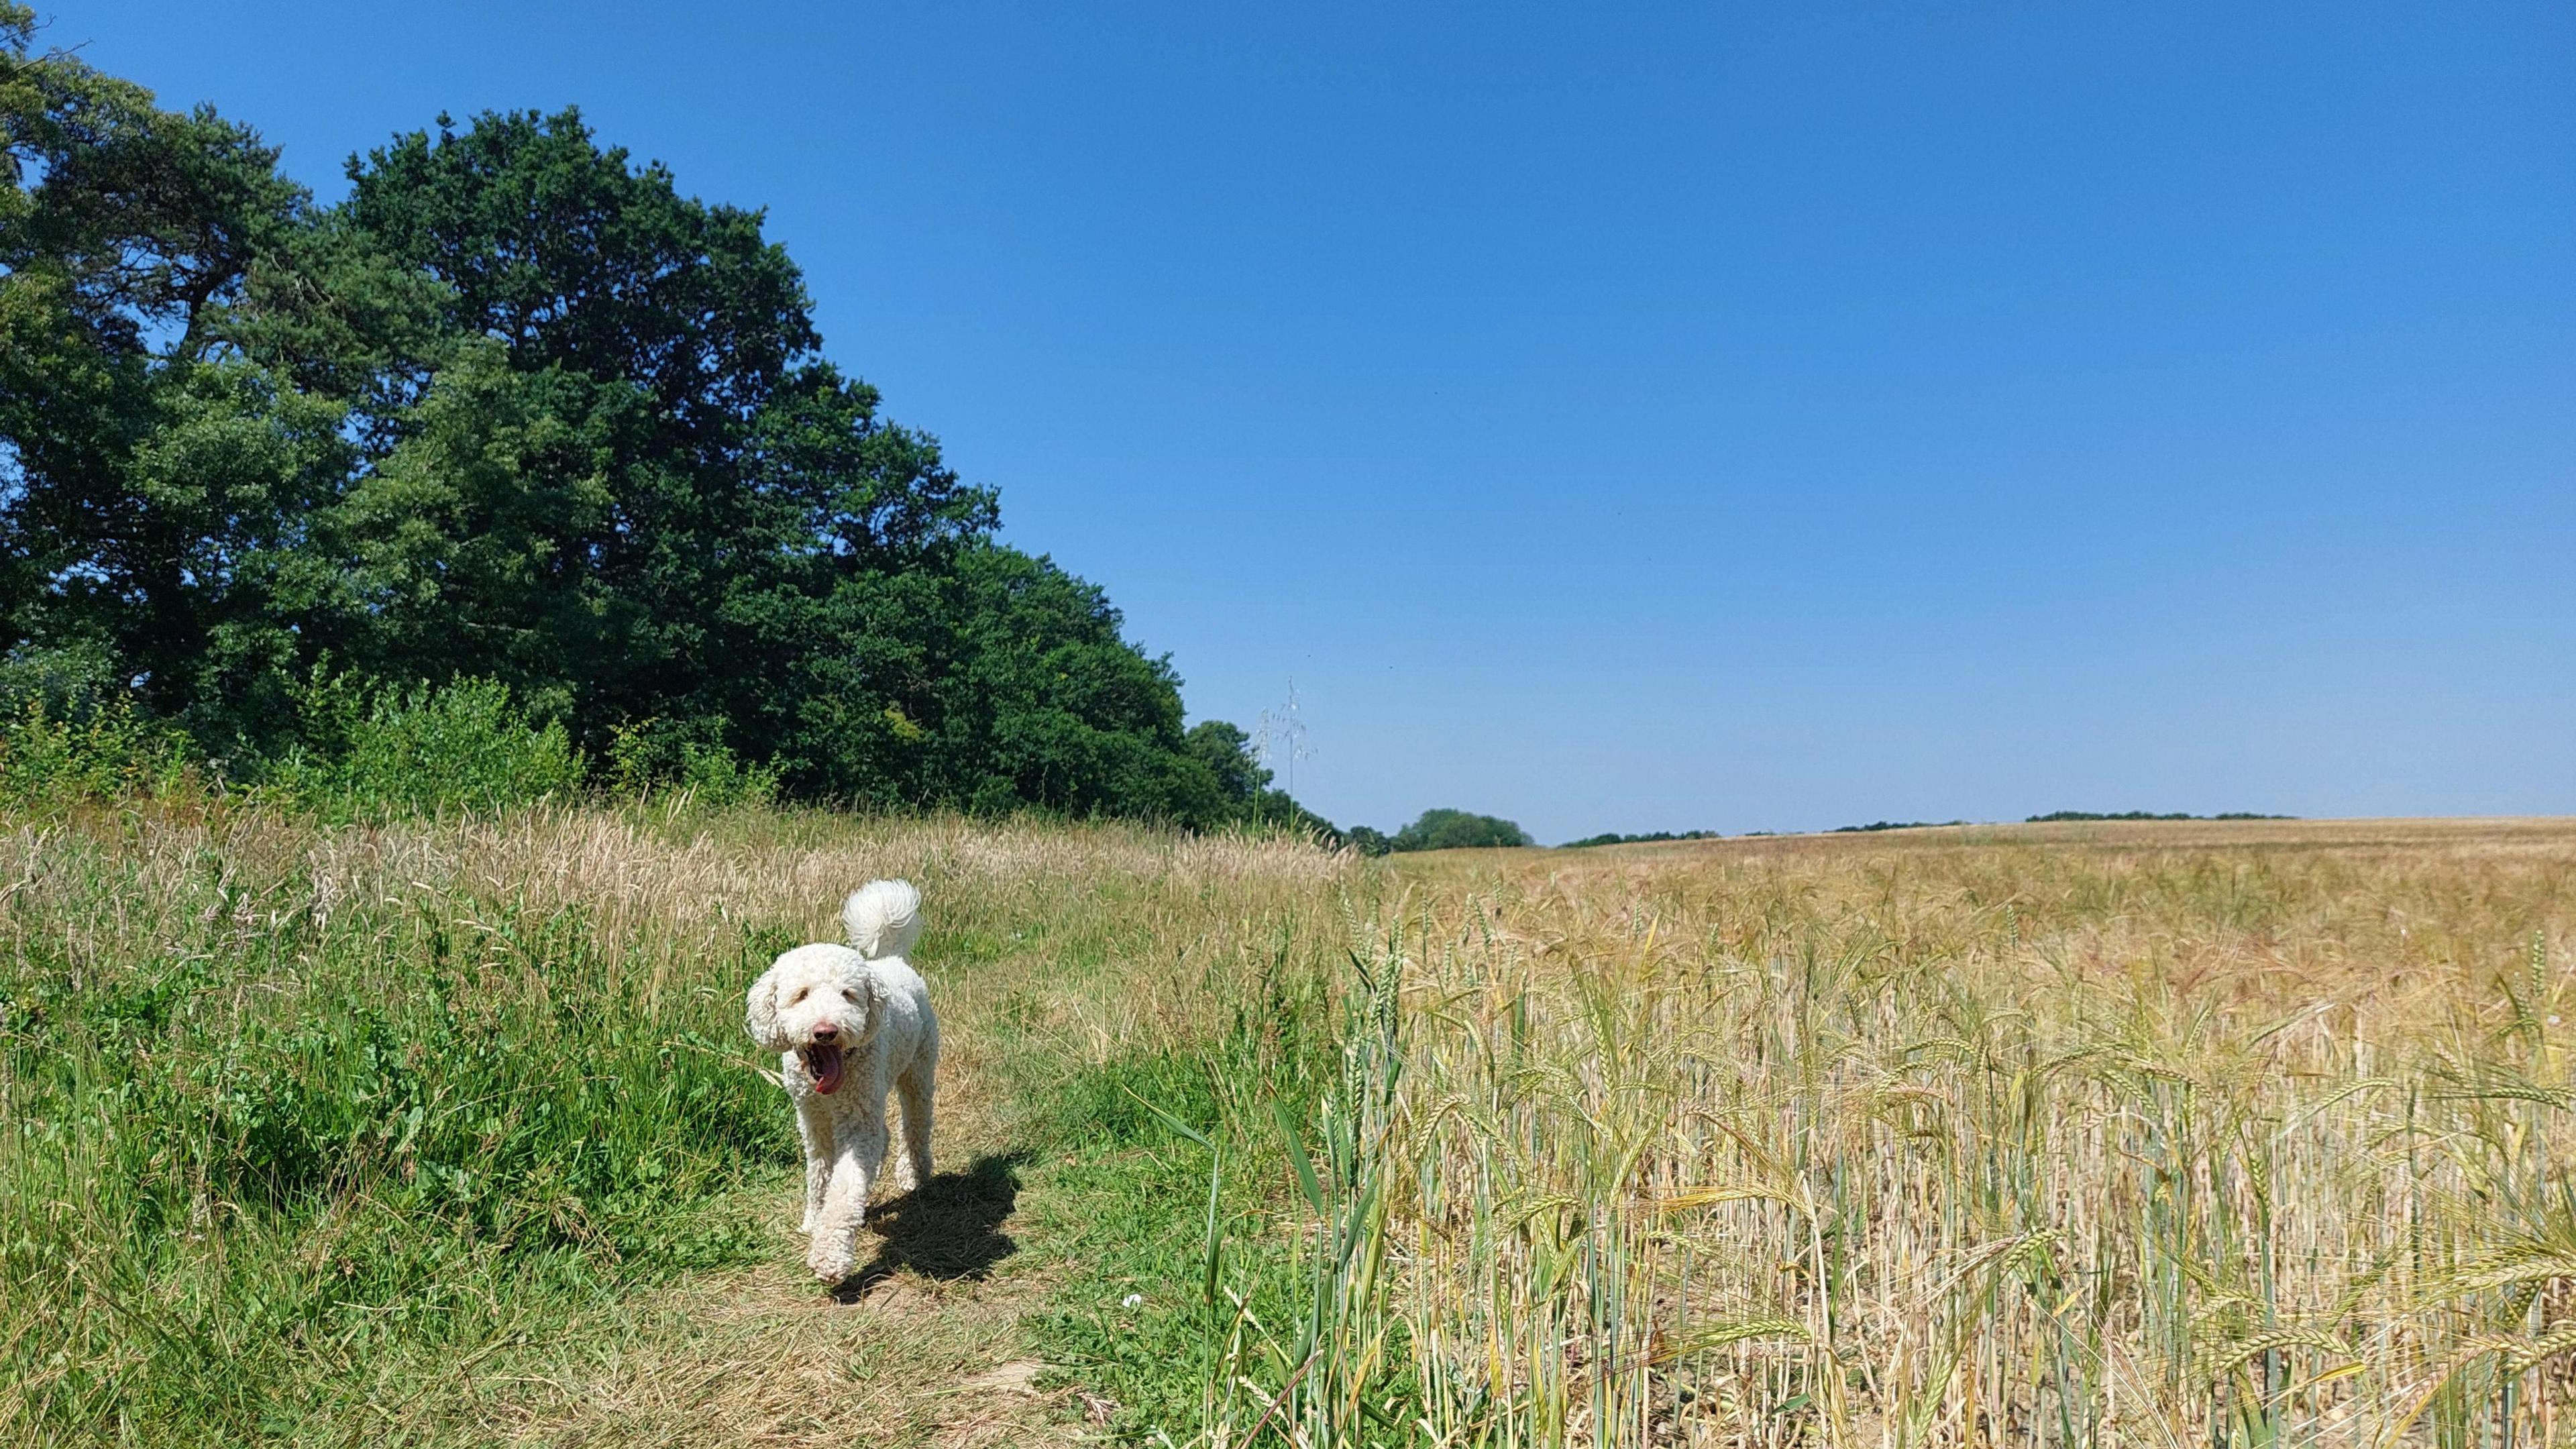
[323,109,1000,749]
[0,11,1308,830]
[0,5,341,739]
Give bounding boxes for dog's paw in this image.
[890,1161,920,1194]
[808,1244,855,1283]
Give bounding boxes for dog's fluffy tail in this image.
[842,879,923,960]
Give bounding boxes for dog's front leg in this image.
[806,1111,887,1284]
[795,1096,834,1234]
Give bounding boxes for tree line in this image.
[0,7,1324,831]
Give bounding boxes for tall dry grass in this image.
[1216,820,2576,1448]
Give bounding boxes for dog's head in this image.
[745,943,879,1095]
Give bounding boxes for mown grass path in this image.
[397,1075,1079,1446]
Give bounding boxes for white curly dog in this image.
[744,880,938,1283]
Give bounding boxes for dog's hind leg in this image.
[796,1096,833,1234]
[894,1063,934,1193]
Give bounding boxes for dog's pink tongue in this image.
[810,1044,845,1095]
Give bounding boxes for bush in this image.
[266,675,585,818]
[605,720,782,810]
[0,697,198,808]
[0,648,199,807]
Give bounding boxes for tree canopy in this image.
[0,8,1309,829]
[1384,809,1533,853]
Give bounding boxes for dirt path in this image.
[399,1049,1087,1446]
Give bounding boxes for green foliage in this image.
[0,16,325,745]
[261,674,584,818]
[1173,720,1342,840]
[1385,807,1534,852]
[1018,967,1340,1439]
[1200,943,1421,1444]
[1345,824,1393,857]
[1560,828,1723,848]
[1184,720,1267,803]
[1832,818,1967,833]
[605,718,781,809]
[0,694,196,807]
[0,645,199,804]
[0,21,1325,831]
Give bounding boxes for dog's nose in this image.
[810,1023,839,1042]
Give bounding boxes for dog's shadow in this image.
[831,1151,1024,1303]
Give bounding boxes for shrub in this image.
[0,648,199,807]
[604,719,782,810]
[266,675,584,818]
[0,698,198,808]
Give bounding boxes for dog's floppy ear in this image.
[745,963,787,1052]
[850,961,890,1043]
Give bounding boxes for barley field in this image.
[1287,819,2576,1449]
[4,806,2571,1446]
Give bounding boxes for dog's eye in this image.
[790,987,808,1004]
[842,988,860,1003]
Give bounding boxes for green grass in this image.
[1010,971,1344,1438]
[1,812,788,1442]
[0,798,1360,1445]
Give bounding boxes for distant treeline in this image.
[0,10,1330,836]
[2027,810,2294,822]
[1834,812,2295,832]
[1348,808,2305,858]
[1837,812,2294,832]
[1568,812,2303,843]
[1561,829,1725,849]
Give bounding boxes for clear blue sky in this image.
[44,1,2575,840]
